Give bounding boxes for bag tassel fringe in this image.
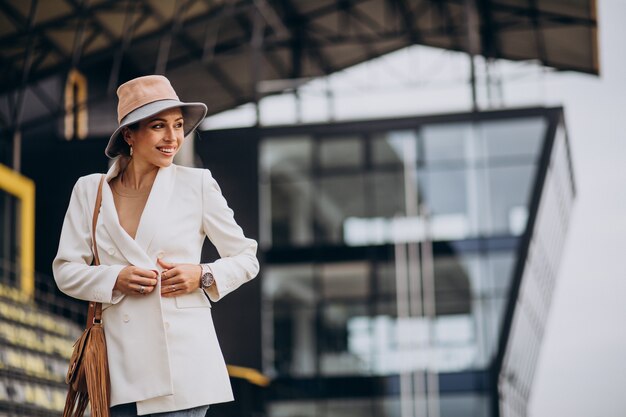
[63,325,110,417]
[84,326,110,417]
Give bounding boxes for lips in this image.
[156,146,176,156]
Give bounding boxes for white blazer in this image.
[52,159,259,415]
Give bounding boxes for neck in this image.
[119,158,159,190]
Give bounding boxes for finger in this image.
[161,283,182,296]
[130,283,153,295]
[160,279,183,291]
[157,258,176,269]
[134,268,158,279]
[161,266,180,278]
[161,269,182,283]
[132,276,158,287]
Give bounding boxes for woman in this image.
[53,75,259,416]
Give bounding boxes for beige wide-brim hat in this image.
[105,75,208,159]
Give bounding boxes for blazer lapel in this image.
[134,163,176,254]
[99,160,156,269]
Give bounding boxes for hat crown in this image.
[116,75,180,123]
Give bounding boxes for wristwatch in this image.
[200,264,215,289]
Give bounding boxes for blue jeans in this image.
[110,403,209,417]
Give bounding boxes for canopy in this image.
[0,0,599,125]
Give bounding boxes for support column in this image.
[464,0,480,112]
[251,7,265,126]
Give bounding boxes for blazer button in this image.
[164,322,170,330]
[123,314,130,323]
[157,251,165,259]
[107,247,116,255]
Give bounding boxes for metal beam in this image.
[280,0,334,75]
[336,0,383,64]
[528,0,548,67]
[343,1,384,34]
[233,13,288,80]
[13,0,40,126]
[66,0,89,67]
[29,82,60,115]
[0,0,120,46]
[437,0,466,53]
[200,0,236,63]
[139,0,246,101]
[475,0,499,59]
[154,0,189,74]
[0,1,250,95]
[108,0,141,93]
[63,0,143,74]
[0,0,69,67]
[446,0,596,26]
[253,0,289,39]
[390,0,432,45]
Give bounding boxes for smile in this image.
[157,147,176,155]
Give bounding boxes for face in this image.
[123,107,184,168]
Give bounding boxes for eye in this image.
[152,123,164,129]
[175,121,184,128]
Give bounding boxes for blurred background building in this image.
[0,1,599,416]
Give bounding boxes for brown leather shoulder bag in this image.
[63,174,110,417]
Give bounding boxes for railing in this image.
[0,260,269,416]
[0,260,83,416]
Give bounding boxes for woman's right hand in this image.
[114,266,158,296]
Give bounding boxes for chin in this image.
[158,160,174,168]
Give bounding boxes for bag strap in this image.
[86,175,106,329]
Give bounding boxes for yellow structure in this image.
[0,164,35,299]
[226,364,270,387]
[64,68,89,140]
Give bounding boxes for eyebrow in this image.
[147,116,184,123]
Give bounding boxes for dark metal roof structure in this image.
[0,0,598,133]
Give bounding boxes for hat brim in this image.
[105,99,208,159]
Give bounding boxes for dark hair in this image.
[126,121,139,131]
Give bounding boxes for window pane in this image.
[421,169,468,215]
[376,262,396,298]
[422,123,470,163]
[321,262,370,300]
[319,137,363,169]
[316,174,366,244]
[261,136,312,177]
[264,265,316,377]
[481,117,546,160]
[372,130,418,167]
[434,256,472,316]
[487,251,516,295]
[270,180,313,246]
[420,168,471,240]
[261,137,314,247]
[369,171,406,218]
[480,164,536,235]
[320,303,370,376]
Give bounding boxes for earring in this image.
[129,145,133,157]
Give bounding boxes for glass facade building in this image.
[1,104,573,417]
[247,107,574,417]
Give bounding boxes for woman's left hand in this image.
[158,258,202,297]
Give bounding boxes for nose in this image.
[164,125,179,141]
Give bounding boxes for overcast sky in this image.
[205,1,626,415]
